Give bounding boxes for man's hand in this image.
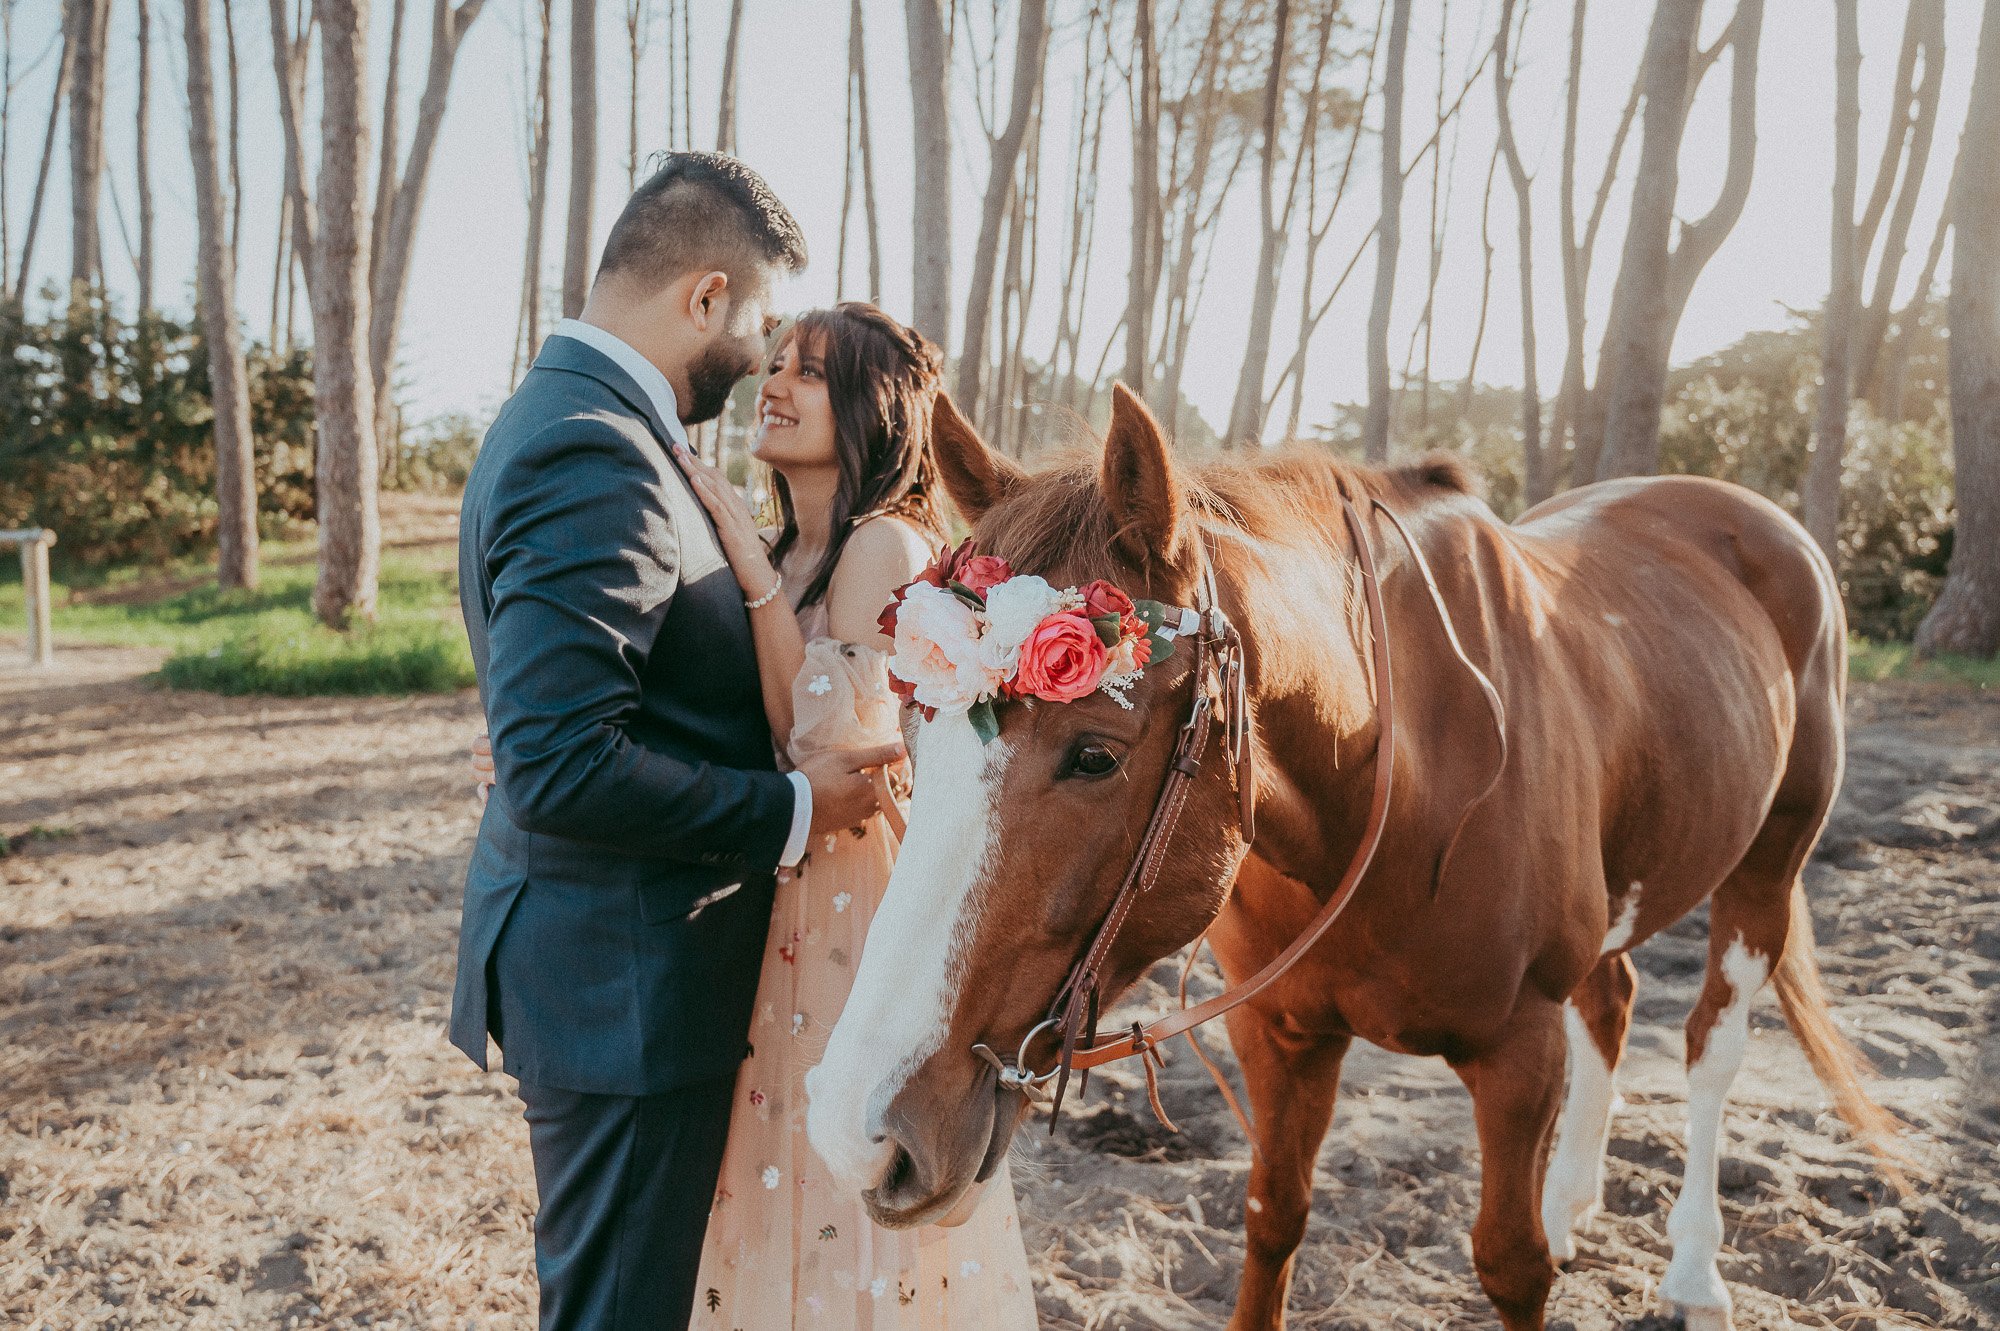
[472,733,495,807]
[798,742,906,835]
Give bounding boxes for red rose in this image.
[1014,613,1111,703]
[1078,579,1135,621]
[955,554,1013,598]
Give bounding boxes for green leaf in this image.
[1145,630,1176,664]
[1091,613,1122,646]
[968,699,1000,745]
[947,580,987,610]
[1133,600,1170,632]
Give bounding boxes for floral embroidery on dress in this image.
[748,1089,765,1108]
[761,1166,781,1190]
[868,1277,889,1299]
[808,674,833,696]
[832,892,852,913]
[791,1012,806,1036]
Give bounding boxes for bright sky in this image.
[0,0,1979,441]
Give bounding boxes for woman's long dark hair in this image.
[766,302,947,609]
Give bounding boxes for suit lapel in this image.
[533,336,690,470]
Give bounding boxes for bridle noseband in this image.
[971,494,1410,1131]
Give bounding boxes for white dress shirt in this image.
[551,319,813,870]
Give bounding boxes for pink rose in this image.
[1014,613,1111,703]
[955,554,1014,599]
[1078,580,1135,621]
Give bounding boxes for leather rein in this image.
[971,494,1415,1131]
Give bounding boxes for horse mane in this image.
[974,445,1481,586]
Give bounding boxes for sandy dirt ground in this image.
[1,613,1995,1328]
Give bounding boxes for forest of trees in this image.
[1,0,1997,655]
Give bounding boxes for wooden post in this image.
[2,530,56,667]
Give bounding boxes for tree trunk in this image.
[12,25,73,302]
[1875,171,1951,422]
[182,0,258,589]
[1363,0,1411,461]
[1593,0,1764,481]
[1804,0,1860,565]
[268,0,317,276]
[853,0,881,300]
[308,0,380,628]
[905,0,952,349]
[1123,0,1160,398]
[1853,0,1945,399]
[65,0,110,303]
[1225,0,1299,448]
[1915,0,2000,658]
[368,0,489,451]
[716,0,744,154]
[1494,0,1543,500]
[135,0,154,319]
[563,0,597,318]
[373,0,405,295]
[1556,0,1646,484]
[517,0,552,380]
[955,0,1047,421]
[221,0,241,262]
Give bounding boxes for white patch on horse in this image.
[1661,936,1769,1324]
[1542,1001,1619,1262]
[804,710,1007,1193]
[1601,886,1642,956]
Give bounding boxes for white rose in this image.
[979,575,1064,676]
[889,582,1005,713]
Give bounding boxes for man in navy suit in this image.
[453,153,899,1330]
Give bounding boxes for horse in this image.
[804,384,1899,1331]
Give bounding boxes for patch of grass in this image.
[1849,635,2000,689]
[0,825,78,858]
[0,535,472,695]
[159,619,474,696]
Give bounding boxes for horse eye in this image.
[1065,743,1120,779]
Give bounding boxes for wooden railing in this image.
[0,529,56,668]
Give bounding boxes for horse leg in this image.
[1221,1002,1351,1331]
[1541,951,1638,1261]
[1451,995,1567,1331]
[1660,808,1816,1331]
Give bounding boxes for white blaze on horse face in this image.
[1662,936,1769,1322]
[1542,1001,1619,1262]
[804,710,1008,1194]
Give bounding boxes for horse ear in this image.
[1100,383,1187,568]
[931,391,1026,524]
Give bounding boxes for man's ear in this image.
[1100,383,1188,569]
[687,271,729,331]
[932,392,1026,524]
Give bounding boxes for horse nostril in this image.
[881,1143,917,1197]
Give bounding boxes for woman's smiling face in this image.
[753,330,838,472]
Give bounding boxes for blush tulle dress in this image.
[690,604,1038,1330]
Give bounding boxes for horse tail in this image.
[1770,882,1916,1188]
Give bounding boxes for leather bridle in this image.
[971,494,1411,1130]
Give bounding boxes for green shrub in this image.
[0,296,319,568]
[160,619,474,696]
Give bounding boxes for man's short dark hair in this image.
[595,152,808,295]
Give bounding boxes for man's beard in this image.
[684,341,757,425]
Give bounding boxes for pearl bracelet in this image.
[744,572,784,610]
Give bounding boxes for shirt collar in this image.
[551,318,691,454]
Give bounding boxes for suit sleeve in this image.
[480,421,796,869]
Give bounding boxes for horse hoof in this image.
[1666,1302,1733,1331]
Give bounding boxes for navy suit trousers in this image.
[517,1074,737,1331]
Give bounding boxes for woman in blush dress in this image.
[677,303,1037,1330]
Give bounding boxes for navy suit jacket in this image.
[450,335,793,1095]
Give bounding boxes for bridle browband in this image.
[970,491,1504,1133]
